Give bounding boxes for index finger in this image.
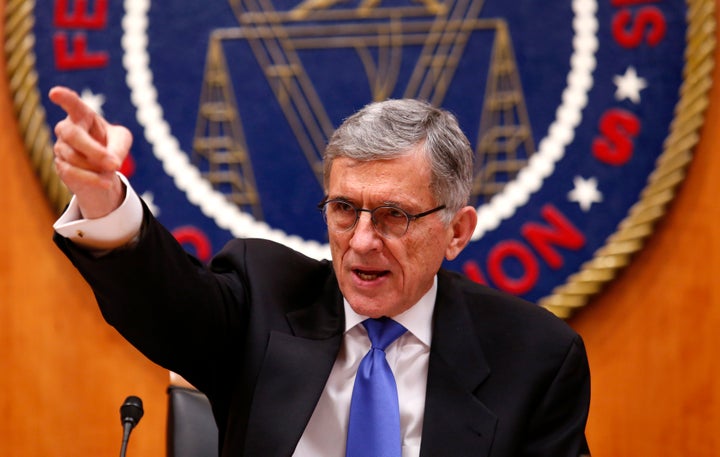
[48,86,94,128]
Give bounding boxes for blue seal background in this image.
[33,0,686,302]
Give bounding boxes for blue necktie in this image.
[346,318,407,457]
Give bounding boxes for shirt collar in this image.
[343,276,436,347]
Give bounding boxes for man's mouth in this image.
[354,269,388,281]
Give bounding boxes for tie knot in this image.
[363,318,407,351]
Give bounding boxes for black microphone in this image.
[119,395,144,457]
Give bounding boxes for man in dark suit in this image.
[50,86,590,456]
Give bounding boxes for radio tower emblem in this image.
[191,0,535,216]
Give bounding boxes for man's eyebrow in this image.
[381,200,425,211]
[327,195,350,201]
[326,195,355,204]
[326,196,417,209]
[381,200,405,207]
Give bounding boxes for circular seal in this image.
[6,0,716,317]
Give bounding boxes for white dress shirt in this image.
[53,173,143,249]
[54,176,434,457]
[294,286,434,457]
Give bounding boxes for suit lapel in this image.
[244,281,345,456]
[420,271,498,457]
[243,270,499,456]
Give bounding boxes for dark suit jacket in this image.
[54,207,590,457]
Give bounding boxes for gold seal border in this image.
[539,0,716,318]
[4,0,716,318]
[4,0,71,214]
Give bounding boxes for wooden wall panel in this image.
[0,97,167,453]
[570,26,720,454]
[1,2,718,456]
[0,4,168,456]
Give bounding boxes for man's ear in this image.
[445,206,477,261]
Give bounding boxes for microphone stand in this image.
[119,421,134,457]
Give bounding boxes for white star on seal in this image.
[613,66,648,104]
[140,191,160,217]
[79,88,106,116]
[568,176,603,212]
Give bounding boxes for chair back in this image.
[166,385,218,457]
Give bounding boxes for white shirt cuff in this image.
[53,173,143,250]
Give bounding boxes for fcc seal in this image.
[7,0,715,317]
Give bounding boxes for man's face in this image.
[326,152,457,318]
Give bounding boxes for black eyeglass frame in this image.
[317,198,447,238]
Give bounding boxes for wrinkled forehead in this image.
[326,155,435,206]
[324,145,427,190]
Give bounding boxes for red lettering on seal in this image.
[522,204,585,270]
[53,0,109,70]
[54,0,108,29]
[612,6,667,48]
[592,108,641,166]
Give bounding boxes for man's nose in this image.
[348,212,383,251]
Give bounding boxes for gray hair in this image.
[323,99,473,220]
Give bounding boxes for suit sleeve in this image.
[53,203,251,394]
[522,334,591,457]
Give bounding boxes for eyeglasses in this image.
[318,198,446,239]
